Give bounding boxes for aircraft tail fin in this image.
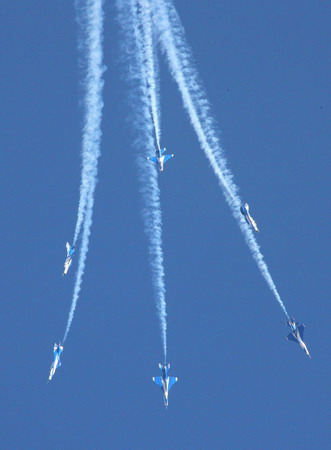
[161,148,166,155]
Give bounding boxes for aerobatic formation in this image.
[48,0,310,407]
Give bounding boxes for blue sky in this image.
[0,1,330,448]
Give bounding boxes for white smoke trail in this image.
[151,0,290,319]
[72,0,105,246]
[117,0,167,360]
[63,190,95,342]
[63,0,105,342]
[138,0,162,150]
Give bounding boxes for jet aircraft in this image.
[240,203,259,232]
[63,242,75,276]
[48,343,63,381]
[147,148,174,172]
[153,363,178,407]
[285,318,311,358]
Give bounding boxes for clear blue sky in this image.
[0,1,330,448]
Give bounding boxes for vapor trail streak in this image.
[63,0,105,342]
[117,0,167,360]
[73,0,105,246]
[64,190,95,342]
[152,0,289,318]
[138,0,162,150]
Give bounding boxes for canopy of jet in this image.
[48,0,311,407]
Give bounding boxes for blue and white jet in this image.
[48,343,63,381]
[285,318,311,358]
[147,148,174,172]
[240,203,259,232]
[153,363,178,407]
[63,242,75,276]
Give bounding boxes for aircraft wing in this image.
[163,154,174,163]
[147,157,157,163]
[298,324,305,339]
[286,332,298,344]
[168,377,178,391]
[153,376,163,389]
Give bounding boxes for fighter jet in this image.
[63,242,75,276]
[147,148,174,172]
[285,318,311,358]
[48,343,63,381]
[153,363,178,407]
[240,203,259,232]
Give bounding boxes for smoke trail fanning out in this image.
[73,0,105,246]
[117,0,167,360]
[63,0,105,342]
[151,0,290,319]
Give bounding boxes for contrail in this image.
[151,0,290,319]
[63,0,105,342]
[117,0,167,360]
[64,190,95,342]
[72,0,105,246]
[138,0,162,150]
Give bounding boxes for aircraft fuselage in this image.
[153,363,178,407]
[286,322,311,358]
[240,203,259,232]
[162,380,169,407]
[49,344,63,381]
[295,333,310,357]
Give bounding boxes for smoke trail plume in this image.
[117,0,167,360]
[63,0,105,342]
[72,0,105,246]
[64,190,95,342]
[151,0,289,318]
[138,0,162,150]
